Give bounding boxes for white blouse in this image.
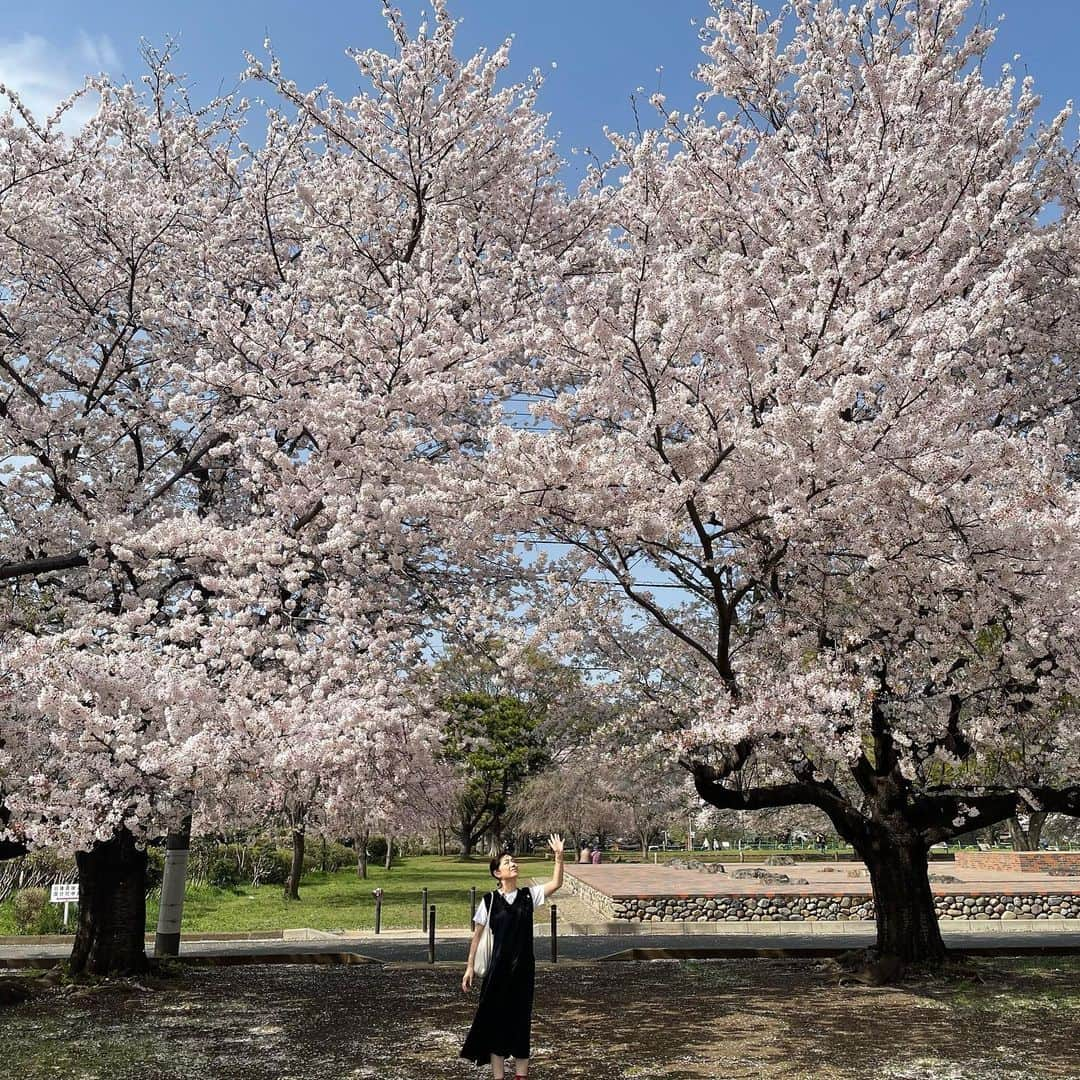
[473,885,546,926]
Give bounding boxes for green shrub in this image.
[12,888,66,935]
[206,852,242,889]
[250,846,292,886]
[144,848,165,895]
[317,840,354,873]
[367,836,389,860]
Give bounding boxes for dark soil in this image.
[2,957,1078,1079]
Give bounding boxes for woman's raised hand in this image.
[548,833,564,856]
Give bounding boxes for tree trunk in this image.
[1008,812,1048,851]
[355,831,369,880]
[860,831,945,967]
[0,805,27,861]
[383,835,393,871]
[153,815,192,958]
[284,827,304,901]
[0,839,25,861]
[1028,812,1048,850]
[459,827,473,858]
[70,827,148,976]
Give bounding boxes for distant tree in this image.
[440,692,549,857]
[508,755,621,849]
[1006,813,1049,852]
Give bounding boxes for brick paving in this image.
[567,860,1080,899]
[955,850,1080,872]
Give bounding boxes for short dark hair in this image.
[489,854,503,879]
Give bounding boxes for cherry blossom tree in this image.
[509,753,622,851]
[0,1,572,974]
[484,0,1080,969]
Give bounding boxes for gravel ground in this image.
[2,957,1079,1079]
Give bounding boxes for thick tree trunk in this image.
[154,815,192,958]
[284,828,304,901]
[1008,812,1047,851]
[70,827,148,976]
[383,835,393,871]
[859,832,945,967]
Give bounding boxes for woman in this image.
[460,833,565,1078]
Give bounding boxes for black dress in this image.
[460,887,536,1066]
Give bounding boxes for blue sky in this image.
[1,1,1076,158]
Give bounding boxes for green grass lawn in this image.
[143,854,560,934]
[0,855,559,936]
[0,849,849,936]
[4,844,983,936]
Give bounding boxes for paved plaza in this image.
[562,859,1080,924]
[566,860,1080,899]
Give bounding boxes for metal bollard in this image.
[550,903,558,964]
[428,905,436,963]
[470,885,477,917]
[422,887,428,931]
[372,888,383,934]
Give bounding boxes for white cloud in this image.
[0,30,118,132]
[77,31,119,72]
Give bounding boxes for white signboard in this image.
[50,882,79,927]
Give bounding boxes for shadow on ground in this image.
[2,957,1079,1079]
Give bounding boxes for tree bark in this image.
[857,830,945,967]
[70,827,148,976]
[153,815,192,958]
[383,835,393,871]
[0,804,27,861]
[0,838,25,861]
[355,830,369,880]
[284,827,304,901]
[458,827,473,858]
[1008,812,1047,851]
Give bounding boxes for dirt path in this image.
[2,957,1078,1079]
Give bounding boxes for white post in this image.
[155,846,190,951]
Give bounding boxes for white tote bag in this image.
[473,892,495,977]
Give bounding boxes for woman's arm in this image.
[542,833,565,898]
[461,919,485,992]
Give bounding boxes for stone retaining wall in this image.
[563,876,1080,922]
[564,874,619,919]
